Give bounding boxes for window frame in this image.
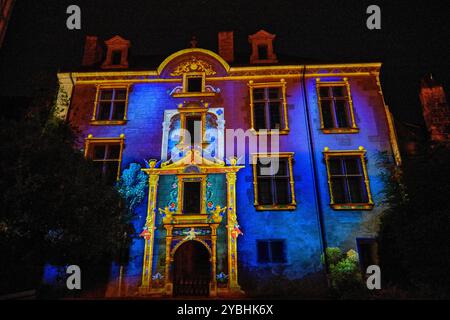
[177,174,207,215]
[84,134,125,183]
[248,79,289,135]
[91,84,131,125]
[178,107,207,150]
[257,239,287,264]
[172,72,216,98]
[323,147,374,210]
[316,78,358,134]
[251,152,296,211]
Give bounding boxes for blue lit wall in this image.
[65,50,396,292]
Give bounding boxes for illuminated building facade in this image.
[56,30,401,297]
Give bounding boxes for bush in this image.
[323,248,367,299]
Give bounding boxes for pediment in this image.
[105,35,130,47]
[248,29,276,40]
[157,48,230,77]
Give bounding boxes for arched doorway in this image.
[172,240,211,297]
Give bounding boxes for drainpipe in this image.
[301,66,330,280]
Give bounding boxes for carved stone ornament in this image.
[170,56,216,76]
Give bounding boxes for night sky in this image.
[0,0,448,124]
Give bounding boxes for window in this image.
[316,79,358,133]
[182,181,202,214]
[323,149,374,210]
[185,115,202,147]
[187,77,203,92]
[257,45,268,60]
[92,86,129,124]
[252,153,296,210]
[111,50,122,65]
[257,240,286,263]
[356,239,378,272]
[249,80,289,134]
[85,137,124,185]
[181,73,206,95]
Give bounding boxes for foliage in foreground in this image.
[0,84,133,295]
[322,247,367,299]
[378,145,450,298]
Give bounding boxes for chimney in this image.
[218,31,234,63]
[82,36,103,67]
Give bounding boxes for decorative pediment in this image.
[105,35,130,47]
[170,56,216,76]
[101,35,131,69]
[248,29,276,41]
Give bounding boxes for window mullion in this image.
[110,89,116,121]
[342,159,353,203]
[332,97,339,128]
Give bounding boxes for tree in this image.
[0,82,133,296]
[116,163,148,214]
[378,145,450,298]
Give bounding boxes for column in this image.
[140,173,159,291]
[210,224,218,296]
[164,225,173,296]
[226,171,240,291]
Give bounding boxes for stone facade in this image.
[55,31,401,297]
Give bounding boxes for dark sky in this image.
[0,0,449,124]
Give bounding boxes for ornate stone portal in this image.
[139,150,244,297]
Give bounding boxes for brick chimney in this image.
[218,31,234,63]
[419,74,450,142]
[82,36,103,67]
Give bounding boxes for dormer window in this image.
[101,35,130,69]
[248,30,278,64]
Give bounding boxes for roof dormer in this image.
[101,35,130,69]
[248,30,278,64]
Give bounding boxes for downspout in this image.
[301,66,330,279]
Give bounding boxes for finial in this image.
[148,159,157,168]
